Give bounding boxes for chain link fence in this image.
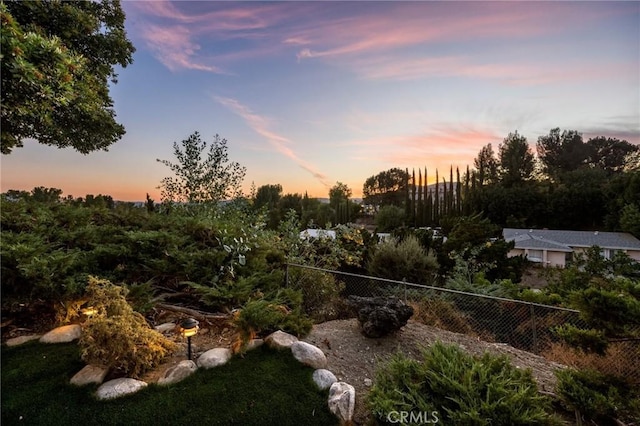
[286,263,639,384]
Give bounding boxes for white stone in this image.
[291,341,327,369]
[40,324,82,343]
[328,382,355,425]
[96,378,147,400]
[264,330,298,349]
[5,335,41,346]
[71,364,108,386]
[157,360,197,385]
[154,322,176,334]
[364,378,373,387]
[312,369,337,390]
[197,348,232,369]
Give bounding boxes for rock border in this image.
[6,325,353,424]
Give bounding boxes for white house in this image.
[503,228,640,268]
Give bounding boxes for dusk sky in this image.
[2,1,639,201]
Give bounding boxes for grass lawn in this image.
[2,341,337,425]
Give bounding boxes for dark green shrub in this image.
[367,342,556,425]
[368,235,438,285]
[375,205,405,232]
[231,294,312,353]
[555,368,639,424]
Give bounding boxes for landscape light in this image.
[180,318,199,360]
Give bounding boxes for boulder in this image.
[5,335,41,347]
[291,341,327,369]
[96,378,147,400]
[40,324,82,343]
[197,348,232,369]
[70,364,108,386]
[328,382,356,425]
[157,360,197,385]
[312,369,337,390]
[347,296,413,338]
[264,330,298,349]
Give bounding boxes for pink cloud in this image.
[129,1,633,80]
[351,126,502,181]
[141,24,227,74]
[214,96,331,188]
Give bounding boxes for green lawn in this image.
[2,341,336,425]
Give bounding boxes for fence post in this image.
[530,304,538,353]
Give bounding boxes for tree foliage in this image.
[473,143,499,186]
[157,132,246,204]
[1,0,135,154]
[498,131,535,186]
[536,128,589,180]
[363,167,409,208]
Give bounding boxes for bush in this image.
[367,342,556,425]
[375,205,405,232]
[368,235,438,285]
[286,267,347,322]
[555,368,640,424]
[231,294,313,353]
[78,277,177,378]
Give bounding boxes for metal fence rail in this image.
[286,263,639,384]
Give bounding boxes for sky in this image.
[2,1,639,201]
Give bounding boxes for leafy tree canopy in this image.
[536,128,589,180]
[253,184,282,210]
[157,132,246,204]
[498,131,535,187]
[473,143,499,186]
[362,167,409,208]
[586,136,639,174]
[1,0,135,154]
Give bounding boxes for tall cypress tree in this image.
[404,168,411,222]
[456,167,462,215]
[417,168,423,227]
[434,169,440,224]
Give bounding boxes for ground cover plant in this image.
[1,341,335,426]
[367,341,558,426]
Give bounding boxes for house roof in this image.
[503,228,640,251]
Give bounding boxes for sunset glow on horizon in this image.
[2,1,638,201]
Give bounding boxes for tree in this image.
[1,1,135,154]
[619,204,640,238]
[375,205,405,232]
[473,143,499,186]
[254,184,282,210]
[536,128,589,180]
[586,136,639,174]
[498,131,535,187]
[362,168,408,210]
[329,182,352,224]
[157,132,246,204]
